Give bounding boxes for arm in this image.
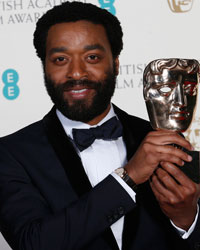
[0,144,136,250]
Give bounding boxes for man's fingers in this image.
[160,162,195,187]
[145,131,193,151]
[153,167,184,198]
[150,173,175,203]
[153,144,193,165]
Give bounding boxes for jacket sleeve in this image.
[186,202,200,250]
[0,143,136,250]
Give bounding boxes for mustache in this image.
[59,79,101,91]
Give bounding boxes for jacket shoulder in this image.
[0,119,44,145]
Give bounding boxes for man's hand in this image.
[150,162,200,231]
[124,130,193,185]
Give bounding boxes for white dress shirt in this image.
[56,105,197,249]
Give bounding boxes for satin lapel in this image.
[113,104,152,250]
[43,107,119,250]
[43,107,91,196]
[113,104,151,161]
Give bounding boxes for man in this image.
[0,2,199,250]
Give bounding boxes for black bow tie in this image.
[72,117,123,152]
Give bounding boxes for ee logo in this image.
[98,0,116,15]
[2,69,20,100]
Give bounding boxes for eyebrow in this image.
[48,47,68,56]
[48,44,106,56]
[83,44,106,52]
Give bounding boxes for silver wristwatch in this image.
[115,167,137,191]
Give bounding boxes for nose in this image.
[173,82,187,107]
[66,58,88,80]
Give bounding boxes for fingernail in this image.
[188,155,192,161]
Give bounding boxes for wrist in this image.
[171,209,197,231]
[115,167,138,191]
[124,164,140,185]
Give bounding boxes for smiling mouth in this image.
[64,87,95,100]
[70,89,87,93]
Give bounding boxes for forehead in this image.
[149,68,198,86]
[46,20,111,52]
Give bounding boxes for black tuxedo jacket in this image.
[0,105,199,250]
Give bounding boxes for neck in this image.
[87,104,111,126]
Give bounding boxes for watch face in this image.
[115,167,125,177]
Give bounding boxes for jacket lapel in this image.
[113,104,151,161]
[43,106,119,250]
[114,105,153,249]
[43,106,92,196]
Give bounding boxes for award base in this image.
[177,149,200,184]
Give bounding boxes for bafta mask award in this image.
[143,58,200,183]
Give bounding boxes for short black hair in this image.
[33,1,123,63]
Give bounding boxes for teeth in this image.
[71,89,87,93]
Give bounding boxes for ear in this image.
[114,57,119,76]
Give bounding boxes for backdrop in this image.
[0,0,200,249]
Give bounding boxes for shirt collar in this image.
[56,104,117,139]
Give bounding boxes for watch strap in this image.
[122,170,138,191]
[115,167,137,191]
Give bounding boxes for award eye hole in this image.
[159,86,171,93]
[184,81,198,96]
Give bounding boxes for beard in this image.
[44,69,117,123]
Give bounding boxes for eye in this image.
[86,54,101,63]
[184,81,198,96]
[53,56,68,65]
[159,86,171,93]
[158,86,172,96]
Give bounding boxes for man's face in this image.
[44,21,119,124]
[144,67,198,132]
